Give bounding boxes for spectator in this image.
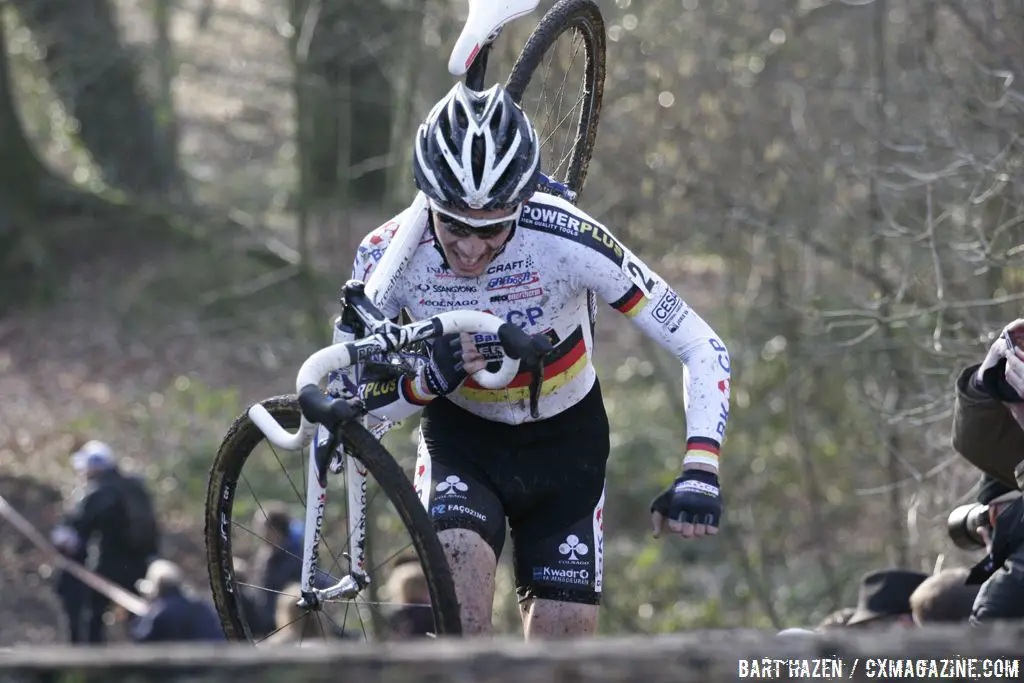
[250,502,303,636]
[816,607,855,630]
[265,582,334,645]
[908,568,979,625]
[965,474,1024,624]
[383,562,434,639]
[844,569,927,628]
[951,320,1024,490]
[50,441,158,643]
[130,559,225,643]
[949,322,1024,625]
[231,556,265,637]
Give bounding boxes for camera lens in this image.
[947,503,991,550]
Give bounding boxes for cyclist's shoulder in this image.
[356,204,424,253]
[518,192,627,265]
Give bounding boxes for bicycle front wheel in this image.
[204,395,461,644]
[506,0,606,200]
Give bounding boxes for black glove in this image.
[651,469,723,529]
[421,333,468,396]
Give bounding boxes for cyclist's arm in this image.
[573,225,731,472]
[341,220,434,425]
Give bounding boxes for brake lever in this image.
[525,334,552,419]
[527,356,545,419]
[495,325,553,418]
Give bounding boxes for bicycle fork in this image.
[297,319,371,609]
[298,428,370,608]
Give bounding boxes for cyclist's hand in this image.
[977,319,1024,401]
[459,332,487,375]
[422,332,485,395]
[650,468,722,540]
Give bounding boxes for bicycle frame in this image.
[242,0,557,616]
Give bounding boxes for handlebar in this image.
[248,310,552,450]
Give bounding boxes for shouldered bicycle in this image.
[205,0,607,643]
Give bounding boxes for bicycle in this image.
[205,0,607,644]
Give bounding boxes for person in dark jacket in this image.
[951,320,1024,489]
[383,560,435,639]
[50,441,154,643]
[130,560,225,643]
[250,503,304,637]
[964,475,1024,625]
[950,322,1024,623]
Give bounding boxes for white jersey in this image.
[350,192,731,453]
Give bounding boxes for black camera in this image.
[947,503,992,550]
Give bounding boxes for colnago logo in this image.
[351,461,369,572]
[418,298,478,308]
[558,534,589,562]
[487,271,540,291]
[435,475,468,496]
[307,491,328,579]
[532,566,591,584]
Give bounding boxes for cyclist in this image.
[346,82,731,638]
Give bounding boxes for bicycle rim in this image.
[506,0,606,199]
[204,395,461,644]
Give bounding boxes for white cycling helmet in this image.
[413,82,542,211]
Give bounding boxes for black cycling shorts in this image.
[411,378,609,606]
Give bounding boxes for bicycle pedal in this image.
[329,453,344,474]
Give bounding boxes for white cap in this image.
[71,440,116,472]
[135,559,184,598]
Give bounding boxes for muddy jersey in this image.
[349,192,732,453]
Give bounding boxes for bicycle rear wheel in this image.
[204,395,461,644]
[506,0,606,200]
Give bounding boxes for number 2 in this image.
[625,259,656,297]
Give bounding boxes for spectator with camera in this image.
[949,319,1024,623]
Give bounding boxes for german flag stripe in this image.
[685,437,721,456]
[463,326,585,391]
[401,376,433,406]
[611,285,648,318]
[458,351,589,403]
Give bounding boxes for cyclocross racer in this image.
[348,82,731,638]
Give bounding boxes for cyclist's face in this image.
[432,206,517,277]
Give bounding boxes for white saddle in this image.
[448,0,541,77]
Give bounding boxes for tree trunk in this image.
[0,11,49,280]
[294,0,393,206]
[12,0,181,197]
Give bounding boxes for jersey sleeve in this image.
[559,210,731,469]
[350,216,406,320]
[341,212,436,426]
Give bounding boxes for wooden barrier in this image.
[1,626,1023,683]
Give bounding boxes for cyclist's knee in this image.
[437,528,496,634]
[522,598,598,639]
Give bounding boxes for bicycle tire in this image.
[204,395,462,641]
[505,0,606,200]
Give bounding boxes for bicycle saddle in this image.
[448,0,540,77]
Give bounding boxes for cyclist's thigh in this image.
[510,386,610,606]
[414,417,507,559]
